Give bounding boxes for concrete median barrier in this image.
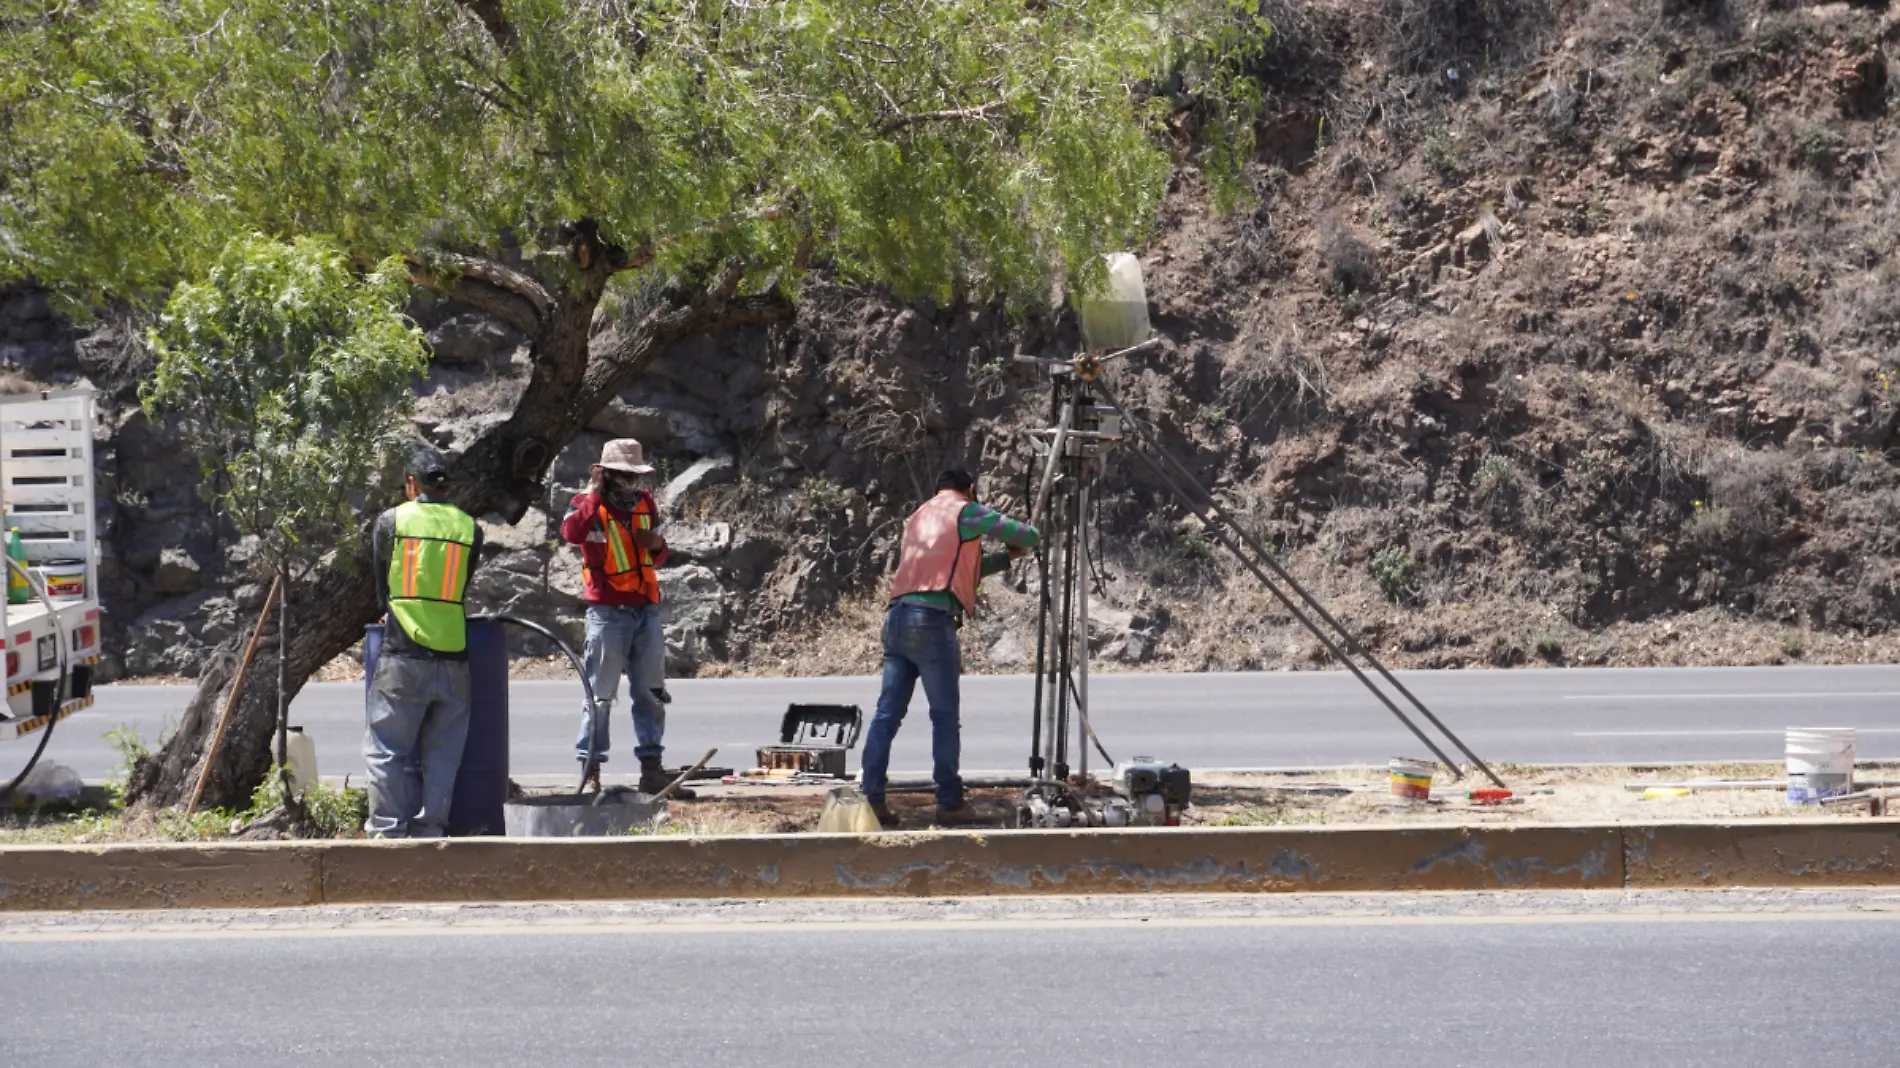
[0,843,322,911]
[1,820,1895,911]
[1624,821,1900,888]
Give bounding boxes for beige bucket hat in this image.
[592,438,655,475]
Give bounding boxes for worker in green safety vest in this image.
[364,448,484,838]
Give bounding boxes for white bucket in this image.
[1786,727,1855,804]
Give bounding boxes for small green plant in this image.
[243,768,369,838]
[1421,127,1463,178]
[1473,454,1522,512]
[1195,404,1230,430]
[1179,528,1217,562]
[1535,632,1564,660]
[1798,125,1841,171]
[1684,499,1732,552]
[799,476,850,515]
[1370,546,1414,600]
[1782,633,1805,659]
[1330,281,1365,318]
[102,724,152,806]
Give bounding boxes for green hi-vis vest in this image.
[386,500,477,654]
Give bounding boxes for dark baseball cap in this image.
[408,447,451,489]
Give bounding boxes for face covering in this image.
[605,474,641,510]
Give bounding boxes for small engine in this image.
[1012,759,1191,829]
[1113,758,1192,827]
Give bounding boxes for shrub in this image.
[1370,546,1415,599]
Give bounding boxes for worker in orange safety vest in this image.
[559,438,692,797]
[858,467,1038,828]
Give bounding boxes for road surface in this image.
[2,891,1896,1066]
[21,663,1900,782]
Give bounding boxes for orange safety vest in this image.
[888,490,982,614]
[584,499,661,604]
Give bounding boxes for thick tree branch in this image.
[406,252,551,337]
[578,262,793,414]
[879,100,1006,136]
[453,0,518,53]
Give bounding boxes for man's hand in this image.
[1006,544,1029,561]
[632,528,664,552]
[587,467,605,495]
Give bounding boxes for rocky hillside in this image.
[5,0,1900,680]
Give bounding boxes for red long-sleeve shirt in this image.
[560,489,669,606]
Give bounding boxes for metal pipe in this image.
[1031,398,1075,525]
[1076,483,1092,786]
[1096,379,1505,789]
[1113,436,1470,778]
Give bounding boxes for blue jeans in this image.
[859,603,964,807]
[574,603,668,763]
[364,654,472,838]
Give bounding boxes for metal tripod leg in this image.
[1094,383,1505,790]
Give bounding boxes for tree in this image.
[0,0,1263,808]
[141,234,427,801]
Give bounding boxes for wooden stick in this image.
[186,575,281,816]
[651,748,718,803]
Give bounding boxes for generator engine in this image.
[1113,758,1192,827]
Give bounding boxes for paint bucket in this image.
[31,560,85,601]
[1786,727,1855,804]
[1388,756,1435,802]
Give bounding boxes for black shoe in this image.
[639,758,697,800]
[932,800,982,827]
[868,800,899,828]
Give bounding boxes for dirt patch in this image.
[1187,763,1900,827]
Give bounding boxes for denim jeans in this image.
[574,603,668,763]
[364,654,472,838]
[859,602,964,807]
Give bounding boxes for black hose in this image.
[469,614,599,794]
[0,558,70,800]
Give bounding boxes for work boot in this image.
[932,800,983,827]
[639,757,696,800]
[868,799,899,829]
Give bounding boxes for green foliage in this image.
[1369,546,1414,600]
[0,0,1267,313]
[140,235,426,576]
[245,766,370,838]
[799,475,850,515]
[101,723,153,805]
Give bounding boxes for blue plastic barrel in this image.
[363,620,509,836]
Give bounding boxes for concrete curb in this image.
[1,821,1896,911]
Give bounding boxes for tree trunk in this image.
[125,263,793,810]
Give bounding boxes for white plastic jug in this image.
[1074,252,1152,352]
[285,726,319,799]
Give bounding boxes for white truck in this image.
[0,388,101,753]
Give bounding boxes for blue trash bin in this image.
[363,620,509,836]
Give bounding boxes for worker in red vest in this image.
[560,438,694,798]
[859,467,1038,827]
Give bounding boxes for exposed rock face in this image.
[10,0,1900,680]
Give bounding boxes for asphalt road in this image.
[20,663,1900,782]
[3,902,1896,1066]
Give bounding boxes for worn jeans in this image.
[574,603,668,763]
[364,654,472,838]
[859,603,964,808]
